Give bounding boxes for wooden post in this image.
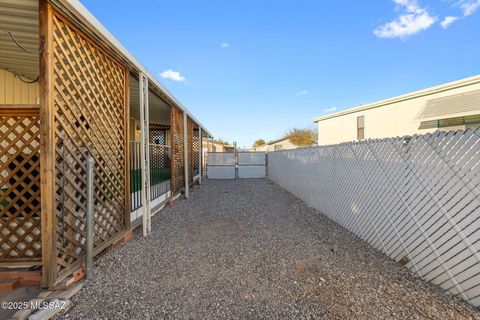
[198,126,202,184]
[183,112,189,198]
[139,73,151,235]
[124,71,131,231]
[39,0,57,288]
[169,107,175,197]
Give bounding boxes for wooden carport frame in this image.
[39,0,130,287]
[0,0,210,289]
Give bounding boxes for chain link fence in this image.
[268,129,480,307]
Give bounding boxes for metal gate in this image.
[238,151,266,178]
[206,151,266,179]
[206,152,236,179]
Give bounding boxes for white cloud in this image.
[220,42,230,48]
[296,90,308,96]
[439,1,480,29]
[441,16,459,28]
[459,0,480,16]
[374,0,437,39]
[159,69,185,82]
[324,107,337,113]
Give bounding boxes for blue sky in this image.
[82,0,480,148]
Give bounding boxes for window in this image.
[465,115,480,129]
[274,145,283,151]
[438,117,463,128]
[357,116,365,140]
[418,114,480,130]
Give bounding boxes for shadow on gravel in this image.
[60,179,480,319]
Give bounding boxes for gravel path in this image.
[61,179,480,319]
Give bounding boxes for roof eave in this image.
[56,0,212,137]
[313,74,480,123]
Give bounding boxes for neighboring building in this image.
[253,137,299,152]
[201,141,235,175]
[314,75,480,146]
[204,141,235,152]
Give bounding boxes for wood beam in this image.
[199,126,202,184]
[183,112,189,198]
[170,107,175,198]
[39,0,57,288]
[124,71,131,231]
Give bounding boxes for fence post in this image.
[198,126,202,184]
[86,155,94,279]
[183,112,189,198]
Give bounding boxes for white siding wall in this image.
[267,138,298,151]
[0,69,39,104]
[317,80,480,146]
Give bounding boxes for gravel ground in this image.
[60,179,480,319]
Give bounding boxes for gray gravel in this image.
[60,179,480,319]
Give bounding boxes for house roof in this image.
[313,74,480,123]
[255,136,291,148]
[268,136,291,145]
[0,0,211,137]
[59,0,212,137]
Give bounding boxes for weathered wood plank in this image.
[39,0,57,288]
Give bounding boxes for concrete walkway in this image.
[61,180,479,319]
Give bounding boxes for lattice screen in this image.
[149,124,170,145]
[52,13,127,278]
[193,128,200,176]
[0,112,41,262]
[171,107,184,195]
[268,129,480,307]
[187,118,194,184]
[149,144,171,200]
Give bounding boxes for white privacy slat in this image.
[268,128,480,307]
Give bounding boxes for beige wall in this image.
[316,79,480,146]
[0,69,39,104]
[253,138,298,152]
[203,142,235,152]
[253,144,268,152]
[129,118,141,142]
[267,138,297,151]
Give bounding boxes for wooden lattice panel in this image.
[193,128,200,176]
[171,107,184,195]
[187,118,194,184]
[52,13,127,277]
[0,112,41,261]
[149,124,170,145]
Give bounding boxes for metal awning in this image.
[0,0,39,80]
[0,0,211,136]
[416,89,480,122]
[130,76,170,126]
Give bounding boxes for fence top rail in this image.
[207,151,236,154]
[270,128,479,153]
[237,151,267,154]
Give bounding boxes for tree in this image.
[286,127,317,146]
[253,139,266,147]
[211,138,230,145]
